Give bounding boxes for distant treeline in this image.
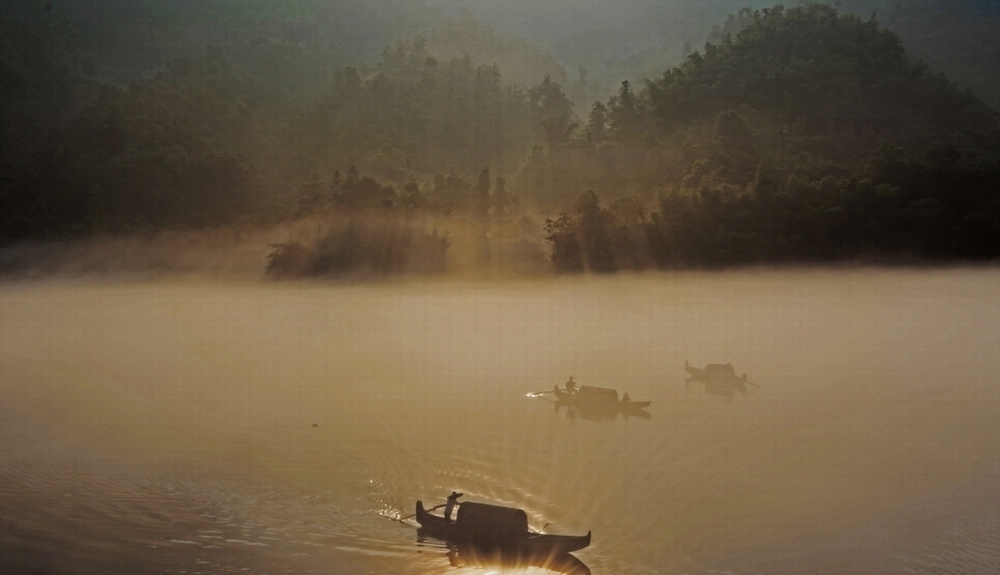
[545,146,1000,272]
[0,19,570,241]
[2,3,999,273]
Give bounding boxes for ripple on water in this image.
[900,513,1000,575]
[0,457,400,574]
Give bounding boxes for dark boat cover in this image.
[577,385,618,398]
[457,502,529,537]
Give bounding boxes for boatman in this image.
[444,491,463,521]
[565,376,577,395]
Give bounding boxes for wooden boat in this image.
[415,500,591,555]
[555,385,650,412]
[685,360,737,382]
[554,387,577,403]
[685,361,749,395]
[620,399,652,410]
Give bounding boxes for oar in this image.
[384,503,446,523]
[529,522,550,535]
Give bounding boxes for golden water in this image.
[2,269,999,574]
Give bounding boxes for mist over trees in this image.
[0,0,438,169]
[1,2,998,276]
[540,4,1000,270]
[431,0,1000,110]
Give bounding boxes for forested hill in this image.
[1,3,999,274]
[645,5,996,143]
[524,4,999,200]
[834,0,1000,111]
[0,9,569,241]
[0,0,440,167]
[534,4,1000,270]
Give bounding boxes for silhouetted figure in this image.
[565,376,577,394]
[622,392,631,403]
[444,491,463,521]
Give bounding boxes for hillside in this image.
[527,4,1000,270]
[2,3,998,275]
[835,0,1000,110]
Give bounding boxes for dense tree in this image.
[608,81,645,143]
[534,4,1000,269]
[529,75,577,148]
[645,4,997,151]
[4,3,999,270]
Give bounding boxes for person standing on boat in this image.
[565,376,577,395]
[444,491,463,521]
[622,392,631,403]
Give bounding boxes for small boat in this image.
[620,399,652,411]
[685,360,737,382]
[553,387,577,403]
[684,361,752,395]
[555,385,650,412]
[415,500,591,555]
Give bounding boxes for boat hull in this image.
[555,388,651,413]
[554,388,577,403]
[415,501,591,554]
[622,400,651,409]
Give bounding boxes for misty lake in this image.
[2,269,999,575]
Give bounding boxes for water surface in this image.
[2,269,999,574]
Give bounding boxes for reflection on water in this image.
[2,269,1000,574]
[547,399,652,421]
[441,542,591,575]
[413,537,592,575]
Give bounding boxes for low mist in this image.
[0,210,552,281]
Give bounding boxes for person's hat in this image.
[449,491,463,498]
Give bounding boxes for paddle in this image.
[384,503,446,523]
[532,522,550,534]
